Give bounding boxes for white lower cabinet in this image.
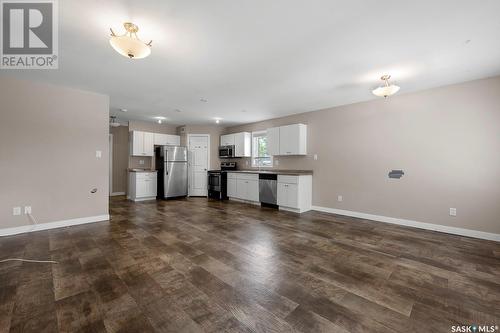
[227,173,259,202]
[128,172,157,201]
[227,177,237,198]
[277,175,312,213]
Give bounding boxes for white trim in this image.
[110,192,126,196]
[187,133,210,197]
[129,197,157,202]
[0,215,110,237]
[311,206,500,242]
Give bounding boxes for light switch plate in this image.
[314,154,318,160]
[13,207,21,216]
[96,150,102,158]
[337,195,343,202]
[139,160,145,165]
[24,206,32,214]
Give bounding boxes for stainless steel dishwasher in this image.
[259,174,277,205]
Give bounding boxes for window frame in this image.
[251,130,273,168]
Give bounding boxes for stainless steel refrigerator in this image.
[155,146,188,198]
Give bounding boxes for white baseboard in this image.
[110,192,126,196]
[0,214,110,237]
[311,206,500,242]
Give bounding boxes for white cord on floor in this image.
[0,213,58,265]
[0,258,58,264]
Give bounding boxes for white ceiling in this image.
[4,0,500,126]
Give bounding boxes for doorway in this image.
[109,133,113,196]
[187,134,210,196]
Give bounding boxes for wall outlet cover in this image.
[449,208,457,217]
[337,195,343,202]
[314,154,318,160]
[24,206,32,214]
[13,207,21,216]
[275,159,279,166]
[96,150,102,158]
[139,160,145,165]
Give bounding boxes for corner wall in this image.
[0,77,110,232]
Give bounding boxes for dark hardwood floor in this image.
[1,196,499,332]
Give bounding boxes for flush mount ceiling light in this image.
[372,75,400,98]
[154,116,166,124]
[214,118,221,124]
[109,116,120,127]
[109,22,152,59]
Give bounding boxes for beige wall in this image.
[177,125,223,170]
[225,76,500,234]
[110,121,179,194]
[0,77,109,229]
[128,120,177,135]
[110,126,129,194]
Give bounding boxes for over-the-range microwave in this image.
[218,145,235,158]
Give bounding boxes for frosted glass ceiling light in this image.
[109,22,152,59]
[372,75,400,98]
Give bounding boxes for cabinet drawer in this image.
[237,173,258,181]
[278,175,298,184]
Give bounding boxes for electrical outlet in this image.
[96,150,102,158]
[275,159,279,166]
[13,207,21,216]
[24,206,32,214]
[337,195,343,202]
[245,160,249,166]
[314,154,318,161]
[449,208,457,217]
[139,160,145,165]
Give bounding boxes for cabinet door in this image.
[247,180,259,202]
[236,179,247,199]
[279,124,306,155]
[136,179,149,197]
[277,183,287,206]
[131,131,144,156]
[227,178,237,197]
[154,133,168,146]
[220,134,235,146]
[143,132,154,156]
[279,125,296,155]
[286,184,298,208]
[234,132,251,157]
[266,127,280,156]
[166,135,180,146]
[148,174,157,196]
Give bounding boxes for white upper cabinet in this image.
[154,133,180,146]
[266,127,280,156]
[234,132,251,157]
[130,131,154,156]
[220,134,235,146]
[143,132,154,156]
[220,132,251,157]
[266,124,307,156]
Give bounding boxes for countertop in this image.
[219,169,313,176]
[128,169,157,173]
